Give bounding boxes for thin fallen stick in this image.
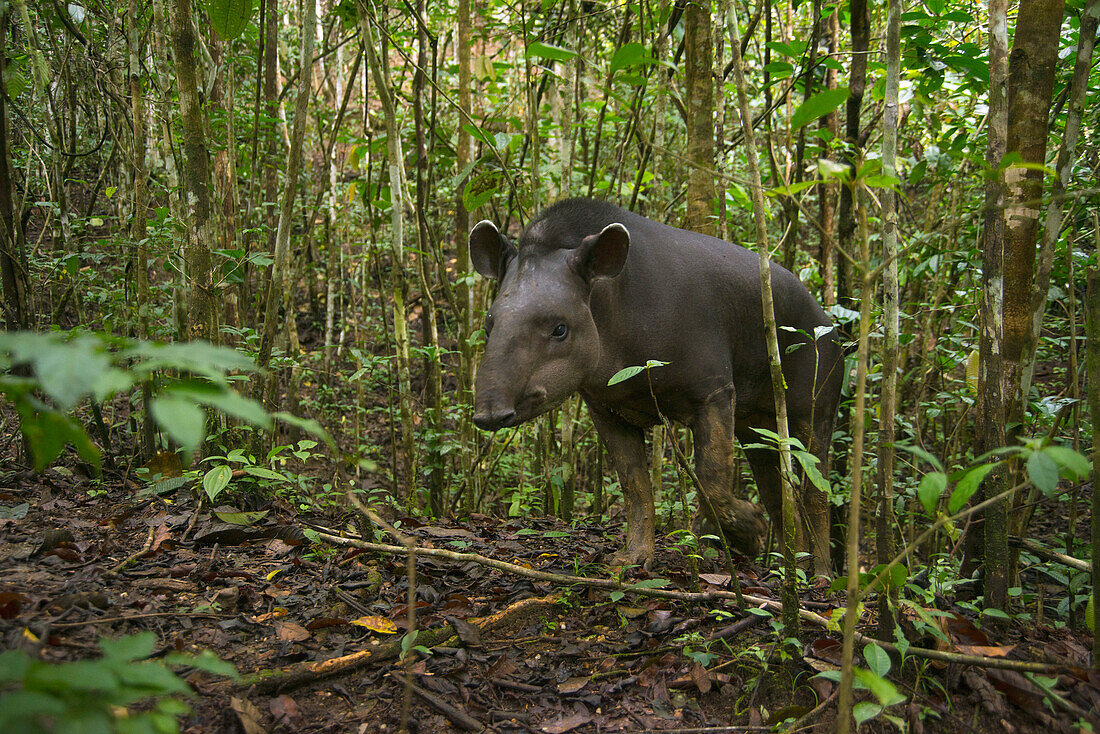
[390,671,483,731]
[103,526,156,577]
[313,529,1079,675]
[237,594,560,694]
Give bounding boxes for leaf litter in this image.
[1,467,1098,732]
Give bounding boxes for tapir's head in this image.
[470,213,630,431]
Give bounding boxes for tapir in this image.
[470,198,843,573]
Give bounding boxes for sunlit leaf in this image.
[917,472,946,515]
[947,462,997,514]
[203,0,255,40]
[203,465,232,502]
[526,41,577,61]
[791,87,849,132]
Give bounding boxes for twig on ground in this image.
[236,594,560,694]
[312,527,1081,676]
[390,671,483,731]
[103,525,156,577]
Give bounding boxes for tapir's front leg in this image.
[588,404,655,565]
[690,386,767,557]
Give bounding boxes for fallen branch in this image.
[1010,536,1091,572]
[390,672,483,731]
[237,594,560,694]
[103,526,156,577]
[313,529,1079,675]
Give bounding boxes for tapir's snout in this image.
[472,408,517,431]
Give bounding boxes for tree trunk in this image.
[1086,266,1100,666]
[456,0,477,512]
[876,0,901,641]
[169,0,217,343]
[1020,0,1098,401]
[836,0,868,309]
[255,0,316,400]
[976,0,1010,611]
[724,0,799,637]
[0,11,30,331]
[361,1,418,508]
[684,0,715,235]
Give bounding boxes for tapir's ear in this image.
[573,223,630,281]
[470,220,516,280]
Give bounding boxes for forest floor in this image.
[2,458,1099,733]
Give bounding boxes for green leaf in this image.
[863,642,892,678]
[150,396,206,454]
[917,472,947,515]
[1041,446,1090,481]
[241,465,288,481]
[273,412,334,447]
[1025,450,1059,495]
[166,650,238,680]
[22,409,102,471]
[167,381,272,430]
[854,668,906,707]
[203,465,232,502]
[609,42,650,74]
[894,443,944,472]
[213,509,269,525]
[0,650,30,682]
[100,632,157,662]
[863,174,900,188]
[853,701,883,727]
[627,578,669,590]
[791,87,849,132]
[203,0,255,40]
[525,41,577,61]
[947,462,996,514]
[768,180,820,197]
[608,365,645,386]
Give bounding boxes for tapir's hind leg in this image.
[689,387,767,556]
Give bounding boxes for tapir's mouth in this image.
[473,387,551,431]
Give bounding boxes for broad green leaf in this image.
[791,87,849,132]
[895,443,944,472]
[1041,446,1091,480]
[863,642,892,678]
[863,174,900,188]
[22,410,101,471]
[100,632,157,662]
[818,157,851,181]
[150,396,206,454]
[241,465,287,481]
[609,42,650,74]
[768,180,820,197]
[213,509,269,525]
[854,668,906,707]
[853,702,883,727]
[627,578,669,590]
[168,381,272,429]
[917,471,947,515]
[203,465,232,502]
[1025,450,1059,495]
[0,650,30,682]
[608,365,645,386]
[948,462,997,514]
[273,412,335,447]
[525,41,577,62]
[203,0,255,40]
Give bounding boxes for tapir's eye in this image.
[550,323,568,341]
[485,313,494,335]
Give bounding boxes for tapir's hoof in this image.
[693,500,767,557]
